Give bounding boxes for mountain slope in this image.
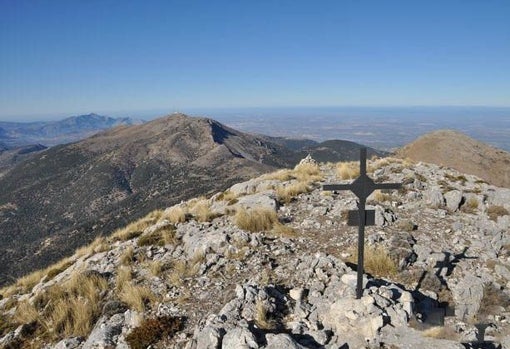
[1,157,509,348]
[397,129,510,188]
[0,113,142,147]
[0,114,300,285]
[0,144,47,178]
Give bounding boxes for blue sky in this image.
[1,0,509,120]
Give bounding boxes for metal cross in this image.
[323,148,401,299]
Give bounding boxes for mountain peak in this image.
[398,129,510,188]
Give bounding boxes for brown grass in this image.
[138,225,176,247]
[271,223,297,237]
[488,205,509,221]
[336,162,360,180]
[46,259,74,281]
[112,211,160,241]
[116,266,133,291]
[276,182,310,203]
[370,190,392,202]
[13,273,109,340]
[461,196,479,214]
[126,316,185,349]
[190,199,217,222]
[161,205,188,224]
[293,162,323,182]
[422,326,458,340]
[118,283,155,312]
[234,208,278,232]
[120,246,135,266]
[346,245,398,278]
[261,169,295,181]
[254,300,276,330]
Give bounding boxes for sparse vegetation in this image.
[126,316,185,349]
[112,211,162,241]
[261,169,294,181]
[421,326,458,340]
[370,190,392,202]
[234,208,279,232]
[137,225,176,247]
[478,283,510,319]
[396,219,417,232]
[271,222,297,237]
[487,205,509,221]
[293,162,323,182]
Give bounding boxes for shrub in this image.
[126,316,185,349]
[488,205,509,221]
[234,208,278,232]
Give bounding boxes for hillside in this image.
[0,114,300,286]
[0,113,142,147]
[0,144,47,178]
[397,130,510,188]
[1,157,509,348]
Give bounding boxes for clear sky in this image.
[1,0,509,120]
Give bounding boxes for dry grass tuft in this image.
[116,266,133,292]
[13,273,109,340]
[120,246,135,266]
[148,261,164,277]
[461,196,479,214]
[293,162,323,182]
[370,190,393,202]
[234,208,279,232]
[138,225,177,247]
[254,300,276,330]
[161,205,188,224]
[46,259,73,281]
[487,205,509,221]
[276,182,310,203]
[190,199,217,222]
[112,211,160,242]
[346,245,398,278]
[271,223,297,237]
[118,283,155,312]
[421,326,458,340]
[336,162,360,180]
[261,169,295,181]
[215,190,238,202]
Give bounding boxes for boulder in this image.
[444,190,463,211]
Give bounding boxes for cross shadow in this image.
[434,247,478,283]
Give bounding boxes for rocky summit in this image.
[1,156,510,349]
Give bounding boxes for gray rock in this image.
[495,264,510,281]
[222,327,258,349]
[236,193,278,212]
[451,275,484,320]
[424,189,445,208]
[444,190,463,211]
[82,314,124,349]
[500,335,510,349]
[380,326,464,349]
[264,333,306,349]
[53,337,84,349]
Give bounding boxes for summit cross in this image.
[323,148,401,299]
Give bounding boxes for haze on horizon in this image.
[1,0,509,121]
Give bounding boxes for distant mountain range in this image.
[0,113,143,147]
[0,113,382,285]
